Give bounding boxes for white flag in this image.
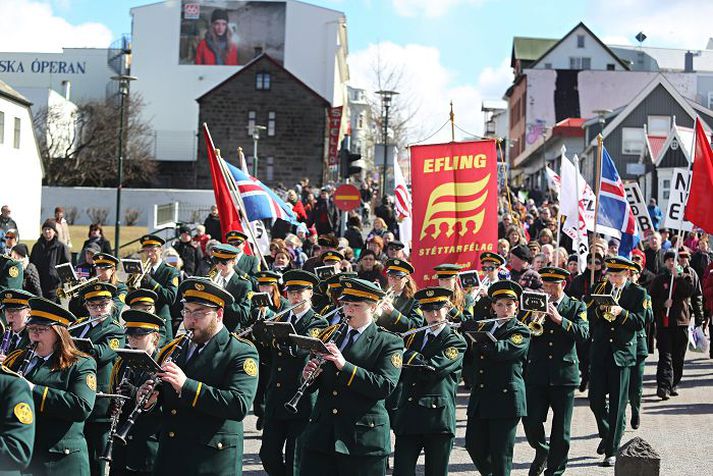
[545,165,561,196]
[393,154,412,255]
[560,153,593,272]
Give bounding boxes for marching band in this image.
[0,225,663,476]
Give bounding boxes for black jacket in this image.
[203,214,222,241]
[30,236,71,300]
[22,263,43,297]
[173,240,202,276]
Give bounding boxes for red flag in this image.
[684,118,713,233]
[202,123,243,241]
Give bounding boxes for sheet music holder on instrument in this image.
[250,292,272,308]
[56,262,79,283]
[315,265,338,281]
[287,334,331,355]
[464,331,497,346]
[459,270,481,289]
[72,337,94,353]
[114,348,163,374]
[590,294,619,306]
[521,291,549,313]
[264,322,297,341]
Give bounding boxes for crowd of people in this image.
[0,184,711,476]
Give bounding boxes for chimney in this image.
[61,80,71,101]
[684,51,694,73]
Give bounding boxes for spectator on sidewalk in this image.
[375,196,396,233]
[648,198,663,230]
[173,225,203,276]
[203,205,222,241]
[287,189,308,223]
[30,219,71,301]
[79,223,112,264]
[192,224,211,254]
[1,228,18,254]
[344,215,365,254]
[54,206,73,249]
[0,205,17,236]
[309,188,338,235]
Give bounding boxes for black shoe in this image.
[528,451,548,476]
[670,387,679,396]
[657,387,670,400]
[256,417,264,431]
[597,439,606,455]
[631,413,640,429]
[599,456,616,467]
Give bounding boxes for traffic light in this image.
[340,149,363,179]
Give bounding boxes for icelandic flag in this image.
[598,146,639,257]
[223,161,297,224]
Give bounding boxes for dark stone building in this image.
[194,53,330,189]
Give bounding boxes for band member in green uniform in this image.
[138,235,179,340]
[465,280,530,476]
[259,270,327,475]
[393,287,466,476]
[377,259,423,333]
[522,267,589,476]
[109,310,165,475]
[628,261,652,430]
[472,252,505,318]
[69,253,127,320]
[298,278,403,476]
[316,272,356,325]
[210,244,252,331]
[0,253,23,293]
[0,361,35,474]
[434,264,473,321]
[226,230,261,277]
[249,271,288,431]
[587,257,646,467]
[71,283,125,476]
[137,278,259,474]
[5,297,97,475]
[124,289,167,346]
[1,289,33,361]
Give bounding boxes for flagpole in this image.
[590,134,604,286]
[573,153,583,271]
[497,139,517,224]
[449,101,455,142]
[221,147,270,271]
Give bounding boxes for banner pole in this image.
[449,101,455,142]
[590,134,604,287]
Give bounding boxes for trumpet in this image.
[527,312,547,337]
[207,266,221,284]
[126,259,151,290]
[601,287,623,322]
[56,276,100,301]
[375,287,397,318]
[114,330,193,445]
[236,299,310,338]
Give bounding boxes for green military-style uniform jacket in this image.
[5,350,97,476]
[223,272,253,332]
[154,327,259,474]
[525,295,589,388]
[636,292,653,359]
[236,253,260,277]
[264,308,327,420]
[68,281,129,321]
[69,316,125,422]
[0,257,23,293]
[109,354,161,473]
[143,261,179,340]
[301,322,403,457]
[467,318,531,419]
[376,292,423,333]
[0,365,35,476]
[587,281,646,368]
[394,324,466,436]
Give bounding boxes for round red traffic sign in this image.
[334,184,361,211]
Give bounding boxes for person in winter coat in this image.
[194,8,239,65]
[287,190,308,223]
[80,224,112,264]
[309,189,338,235]
[203,205,222,241]
[29,219,71,301]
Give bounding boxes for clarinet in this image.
[99,367,133,475]
[0,329,11,355]
[17,343,38,377]
[284,316,349,414]
[113,330,193,445]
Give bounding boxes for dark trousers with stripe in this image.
[523,385,575,476]
[393,433,453,476]
[588,352,630,457]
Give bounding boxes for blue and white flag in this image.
[598,146,639,257]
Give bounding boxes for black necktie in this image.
[26,356,44,377]
[341,329,359,353]
[421,332,432,352]
[10,334,19,351]
[185,343,204,365]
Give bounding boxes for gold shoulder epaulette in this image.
[3,348,25,370]
[231,333,256,348]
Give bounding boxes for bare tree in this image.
[34,94,157,187]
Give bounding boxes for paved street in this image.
[241,350,713,475]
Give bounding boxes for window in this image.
[662,179,671,200]
[577,35,585,48]
[622,127,645,155]
[247,111,256,135]
[267,111,276,136]
[13,117,20,149]
[569,57,591,70]
[357,112,364,129]
[266,156,274,181]
[256,72,271,90]
[607,64,615,71]
[0,111,4,144]
[648,115,671,136]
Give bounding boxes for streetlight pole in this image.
[111,74,137,257]
[376,90,399,198]
[251,125,266,177]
